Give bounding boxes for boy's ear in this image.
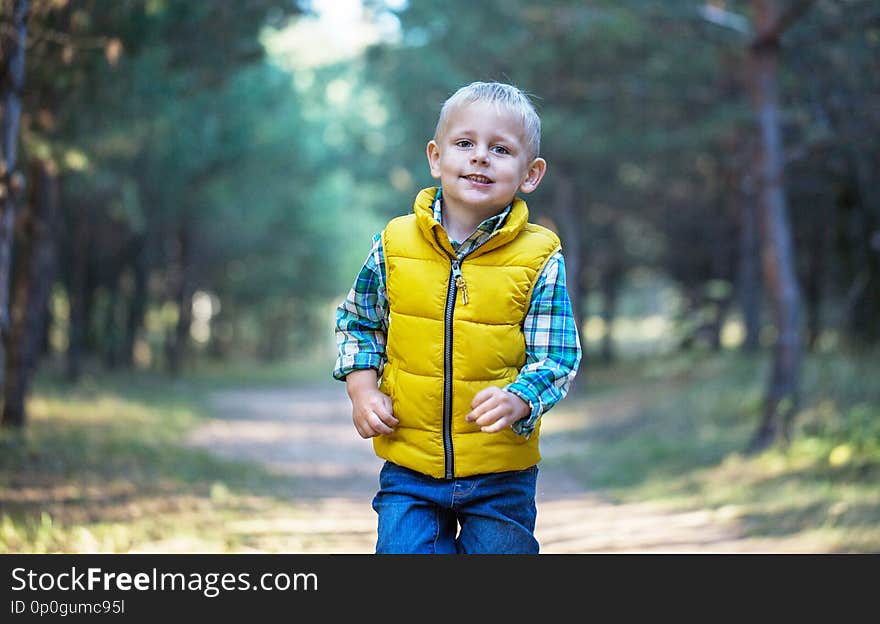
[426,140,442,179]
[519,158,547,194]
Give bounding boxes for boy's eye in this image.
[492,145,510,155]
[455,139,473,148]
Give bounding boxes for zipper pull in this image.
[451,260,469,305]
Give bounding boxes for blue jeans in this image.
[372,461,539,554]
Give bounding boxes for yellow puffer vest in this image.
[376,187,561,478]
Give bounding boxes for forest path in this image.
[185,382,822,553]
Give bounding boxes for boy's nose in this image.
[471,148,489,164]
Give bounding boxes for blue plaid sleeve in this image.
[333,233,389,380]
[505,252,582,437]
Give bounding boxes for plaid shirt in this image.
[334,188,581,437]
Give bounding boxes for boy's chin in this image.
[454,186,516,204]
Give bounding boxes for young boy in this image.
[333,81,581,554]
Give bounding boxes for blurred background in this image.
[0,0,877,553]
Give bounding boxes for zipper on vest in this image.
[451,261,469,305]
[433,230,468,479]
[442,260,458,478]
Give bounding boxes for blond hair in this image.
[433,81,542,160]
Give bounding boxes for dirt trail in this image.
[186,382,821,553]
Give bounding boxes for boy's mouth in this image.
[462,174,493,184]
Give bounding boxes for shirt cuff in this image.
[333,354,384,381]
[504,383,543,438]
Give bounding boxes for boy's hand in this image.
[346,369,398,438]
[465,386,530,433]
[351,389,397,438]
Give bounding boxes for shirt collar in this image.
[432,187,512,242]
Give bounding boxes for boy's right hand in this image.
[346,369,398,438]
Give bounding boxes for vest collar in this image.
[412,187,530,260]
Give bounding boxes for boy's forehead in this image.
[441,101,527,138]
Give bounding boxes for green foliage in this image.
[9,0,880,369]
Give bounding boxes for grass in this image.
[546,348,880,552]
[0,371,302,553]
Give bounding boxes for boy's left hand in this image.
[465,386,531,433]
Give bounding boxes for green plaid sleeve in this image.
[505,252,582,437]
[333,233,388,380]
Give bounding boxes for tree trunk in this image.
[2,159,58,427]
[258,309,289,362]
[746,0,806,453]
[706,292,732,352]
[165,222,194,376]
[599,266,621,365]
[100,263,125,369]
[707,224,733,352]
[803,217,825,350]
[66,200,91,381]
[0,0,29,349]
[737,176,762,352]
[122,234,148,368]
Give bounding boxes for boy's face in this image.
[426,101,546,219]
